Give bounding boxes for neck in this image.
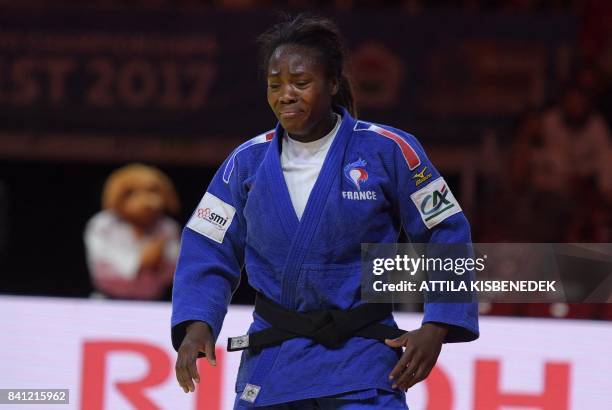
[288,111,337,143]
[121,215,155,238]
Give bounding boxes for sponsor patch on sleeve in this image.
[187,192,236,243]
[410,177,462,229]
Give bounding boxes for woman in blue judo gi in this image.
[172,14,479,409]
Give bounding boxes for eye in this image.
[295,80,310,88]
[123,188,135,199]
[147,183,161,193]
[268,83,280,90]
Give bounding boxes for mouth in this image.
[279,110,302,119]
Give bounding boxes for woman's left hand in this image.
[385,323,449,391]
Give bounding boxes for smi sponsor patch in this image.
[410,177,461,229]
[187,192,236,243]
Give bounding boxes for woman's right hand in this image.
[175,321,217,393]
[140,237,166,271]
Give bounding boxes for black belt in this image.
[227,293,406,352]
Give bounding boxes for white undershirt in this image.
[281,114,341,220]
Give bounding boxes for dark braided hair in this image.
[257,13,357,118]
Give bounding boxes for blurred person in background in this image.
[84,164,181,300]
[565,191,612,242]
[536,83,610,197]
[507,72,612,318]
[573,63,608,119]
[508,81,611,235]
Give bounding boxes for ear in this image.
[329,76,339,97]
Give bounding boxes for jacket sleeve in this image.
[389,127,479,343]
[170,154,247,351]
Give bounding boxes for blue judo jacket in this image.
[171,107,479,407]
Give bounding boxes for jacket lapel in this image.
[263,108,355,308]
[264,124,300,240]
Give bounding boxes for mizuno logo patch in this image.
[412,166,432,186]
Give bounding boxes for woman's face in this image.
[119,175,165,229]
[267,44,338,139]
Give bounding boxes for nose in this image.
[143,192,164,211]
[279,84,297,104]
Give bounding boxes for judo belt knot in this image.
[305,309,354,347]
[227,292,406,352]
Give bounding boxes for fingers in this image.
[393,359,436,391]
[406,365,431,390]
[188,356,200,385]
[175,343,200,393]
[175,366,187,393]
[176,347,198,393]
[393,354,420,390]
[384,338,404,348]
[391,352,420,389]
[175,340,216,393]
[204,340,217,367]
[175,322,217,393]
[388,343,413,382]
[176,364,193,393]
[387,327,445,391]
